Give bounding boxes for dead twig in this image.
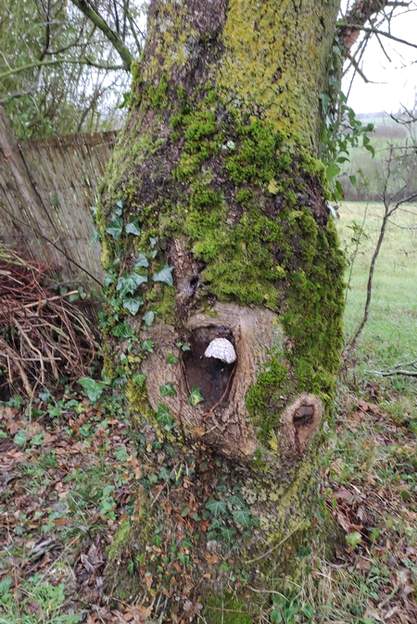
[0,244,100,398]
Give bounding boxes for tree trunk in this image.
[97,1,345,620]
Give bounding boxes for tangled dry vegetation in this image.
[0,245,99,398]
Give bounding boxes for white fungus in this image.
[204,338,237,364]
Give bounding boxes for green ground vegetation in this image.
[0,201,416,623]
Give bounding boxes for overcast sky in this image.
[343,5,417,114]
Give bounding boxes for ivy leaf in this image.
[156,403,175,430]
[205,499,227,517]
[143,311,155,327]
[13,430,27,447]
[142,339,154,353]
[106,221,123,240]
[111,322,134,339]
[125,221,141,236]
[232,509,253,528]
[221,527,237,543]
[320,92,330,114]
[122,297,143,315]
[103,272,115,287]
[267,178,279,194]
[153,265,174,286]
[114,198,124,215]
[166,353,178,365]
[326,162,341,181]
[160,383,177,397]
[134,253,149,269]
[189,387,204,406]
[78,377,107,403]
[117,273,147,295]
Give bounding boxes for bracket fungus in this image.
[204,338,237,364]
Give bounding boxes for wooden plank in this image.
[0,114,116,287]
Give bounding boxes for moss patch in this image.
[219,0,340,145]
[165,97,345,441]
[203,594,253,624]
[107,519,132,561]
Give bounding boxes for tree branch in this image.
[338,0,410,52]
[341,24,417,50]
[69,0,133,71]
[0,58,125,81]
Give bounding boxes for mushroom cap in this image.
[204,338,237,364]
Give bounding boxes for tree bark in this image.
[97,1,345,621]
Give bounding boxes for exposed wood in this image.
[141,302,283,459]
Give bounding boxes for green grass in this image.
[340,201,417,371]
[0,575,81,624]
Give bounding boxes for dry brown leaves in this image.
[326,394,417,623]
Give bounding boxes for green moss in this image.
[203,594,253,624]
[224,118,284,184]
[171,105,322,308]
[218,0,340,146]
[108,519,132,561]
[146,75,169,110]
[245,215,345,440]
[145,284,176,323]
[125,375,149,421]
[245,355,292,444]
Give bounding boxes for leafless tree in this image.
[346,141,417,353]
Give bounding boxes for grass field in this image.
[340,201,417,373]
[0,202,416,623]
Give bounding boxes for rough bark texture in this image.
[97,1,345,621]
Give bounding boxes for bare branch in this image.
[342,24,417,50]
[338,0,411,52]
[69,0,133,71]
[344,142,417,355]
[368,359,417,376]
[0,57,125,81]
[346,51,373,82]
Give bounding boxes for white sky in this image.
[343,5,417,114]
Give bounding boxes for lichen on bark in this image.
[97,0,344,620]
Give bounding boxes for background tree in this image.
[0,0,145,138]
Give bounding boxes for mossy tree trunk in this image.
[97,1,345,621]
